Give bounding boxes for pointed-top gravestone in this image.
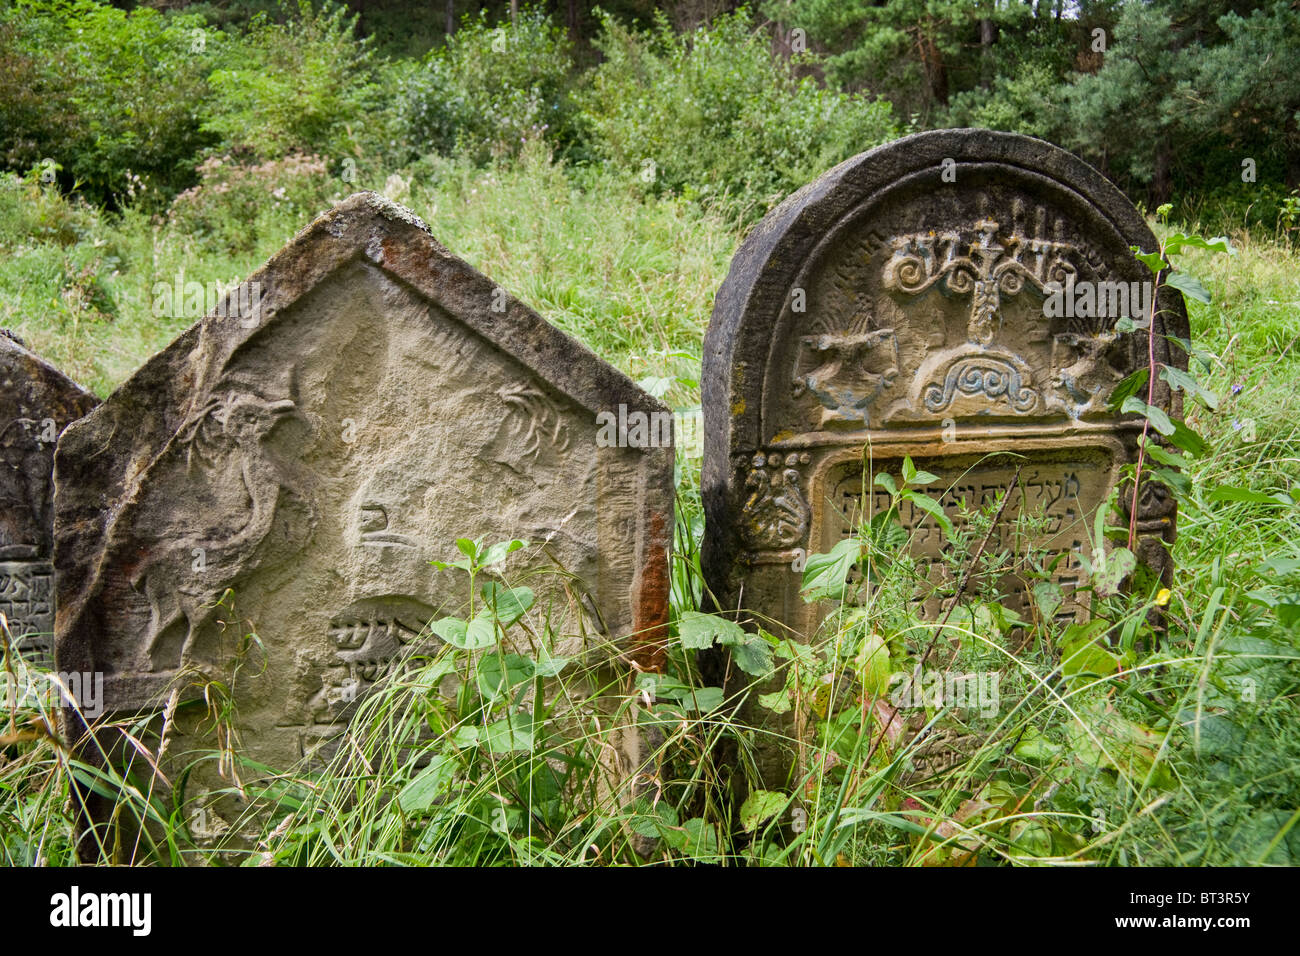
[0,331,98,667]
[55,193,673,851]
[702,130,1187,781]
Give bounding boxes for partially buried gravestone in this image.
[702,130,1187,780]
[54,193,672,855]
[0,331,98,668]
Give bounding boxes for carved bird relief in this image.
[132,386,310,668]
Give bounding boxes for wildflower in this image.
[1155,588,1171,607]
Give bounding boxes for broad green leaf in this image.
[1258,557,1300,577]
[757,688,792,714]
[902,456,940,485]
[396,756,454,813]
[1120,396,1174,436]
[450,725,479,748]
[1151,467,1191,497]
[1163,232,1235,257]
[1141,439,1190,470]
[1178,709,1245,758]
[461,615,498,649]
[629,798,678,839]
[455,538,480,559]
[1159,366,1218,410]
[1107,368,1150,412]
[1167,417,1207,457]
[800,537,862,602]
[1115,315,1152,333]
[678,818,722,862]
[1033,580,1063,620]
[481,713,535,753]
[1013,728,1061,764]
[724,634,774,677]
[1165,271,1211,304]
[476,653,535,700]
[636,374,673,398]
[854,631,892,699]
[678,610,745,650]
[480,539,527,567]
[1132,249,1166,274]
[1062,635,1120,679]
[480,583,535,625]
[532,646,569,677]
[680,686,725,713]
[430,616,473,649]
[638,674,693,701]
[1091,546,1136,598]
[740,790,788,833]
[901,489,953,537]
[901,455,916,484]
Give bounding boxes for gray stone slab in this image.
[0,331,98,667]
[54,193,673,854]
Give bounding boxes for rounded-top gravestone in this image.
[702,129,1188,781]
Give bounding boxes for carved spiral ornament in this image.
[923,358,1038,413]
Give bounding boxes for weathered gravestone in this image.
[702,129,1187,780]
[0,331,98,668]
[55,193,672,853]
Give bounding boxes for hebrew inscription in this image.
[0,332,98,666]
[818,445,1120,624]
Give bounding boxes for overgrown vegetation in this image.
[1,0,1297,866]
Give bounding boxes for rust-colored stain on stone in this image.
[631,508,670,673]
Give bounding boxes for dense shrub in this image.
[940,63,1065,142]
[202,1,396,173]
[164,152,340,253]
[397,8,577,165]
[0,0,215,207]
[575,10,899,221]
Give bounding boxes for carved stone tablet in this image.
[0,331,98,667]
[702,130,1187,777]
[54,193,672,851]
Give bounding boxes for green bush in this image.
[397,8,577,165]
[575,10,899,222]
[163,152,341,254]
[0,0,215,207]
[202,1,395,173]
[940,62,1066,141]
